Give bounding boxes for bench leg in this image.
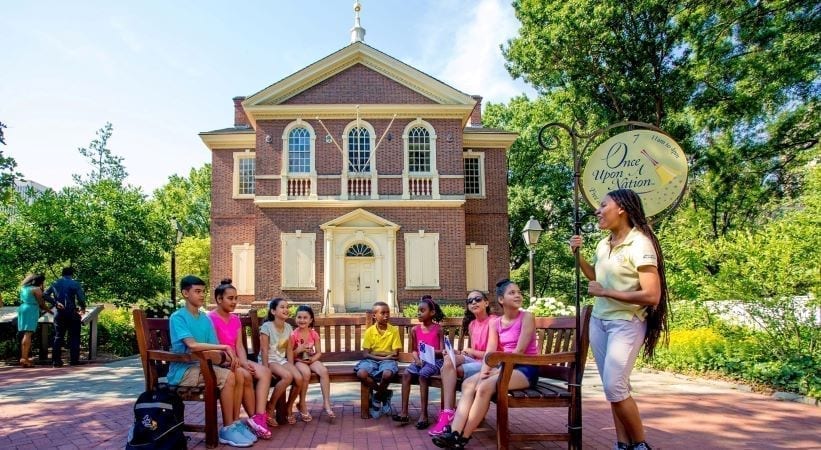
[204,388,219,448]
[360,384,370,419]
[496,402,510,450]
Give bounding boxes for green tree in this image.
[14,181,168,306]
[0,121,23,202]
[172,235,211,294]
[503,0,819,238]
[73,122,127,185]
[484,95,597,300]
[151,164,211,238]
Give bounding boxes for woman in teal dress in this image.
[18,273,49,367]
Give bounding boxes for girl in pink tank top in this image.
[394,295,445,430]
[432,279,538,448]
[208,279,273,439]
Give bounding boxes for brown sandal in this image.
[299,410,313,422]
[286,413,297,425]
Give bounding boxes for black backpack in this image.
[126,388,187,449]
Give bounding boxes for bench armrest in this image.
[487,351,578,404]
[146,349,224,390]
[485,351,576,367]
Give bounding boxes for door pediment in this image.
[320,208,400,231]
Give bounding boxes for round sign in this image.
[581,129,688,218]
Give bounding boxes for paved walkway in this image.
[0,358,818,449]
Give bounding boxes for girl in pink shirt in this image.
[433,279,537,448]
[291,305,335,421]
[393,295,445,429]
[208,279,273,439]
[429,290,497,436]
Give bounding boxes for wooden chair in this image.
[485,305,592,450]
[132,309,225,448]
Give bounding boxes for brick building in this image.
[200,14,515,312]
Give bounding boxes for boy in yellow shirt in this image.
[354,301,402,418]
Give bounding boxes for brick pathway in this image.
[0,358,818,449]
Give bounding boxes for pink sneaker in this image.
[247,413,272,439]
[428,409,455,436]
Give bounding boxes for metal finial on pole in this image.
[351,1,366,43]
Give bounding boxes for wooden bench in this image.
[133,309,255,449]
[248,312,375,420]
[485,305,592,450]
[248,307,591,450]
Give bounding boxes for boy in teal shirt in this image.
[169,275,254,447]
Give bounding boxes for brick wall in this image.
[249,207,466,304]
[283,64,436,105]
[233,96,249,127]
[210,216,256,303]
[209,54,511,308]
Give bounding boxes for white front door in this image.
[345,259,376,311]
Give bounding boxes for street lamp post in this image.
[522,216,543,299]
[170,218,184,309]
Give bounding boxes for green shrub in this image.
[88,308,138,357]
[401,304,464,318]
[643,325,820,399]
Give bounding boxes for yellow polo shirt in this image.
[363,323,402,354]
[592,228,658,321]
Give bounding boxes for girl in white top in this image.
[569,188,669,450]
[259,297,304,426]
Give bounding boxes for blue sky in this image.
[2,0,535,194]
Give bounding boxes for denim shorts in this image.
[405,359,444,379]
[461,361,483,380]
[514,364,539,388]
[354,359,399,380]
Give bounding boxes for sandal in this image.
[392,414,410,425]
[265,415,279,427]
[286,413,297,425]
[324,406,336,419]
[299,410,313,422]
[415,420,430,430]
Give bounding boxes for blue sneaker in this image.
[381,389,393,415]
[218,423,254,447]
[369,390,382,419]
[234,420,258,443]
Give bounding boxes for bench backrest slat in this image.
[246,307,591,383]
[133,310,173,391]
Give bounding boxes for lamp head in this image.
[522,216,543,249]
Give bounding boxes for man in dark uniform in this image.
[45,267,86,366]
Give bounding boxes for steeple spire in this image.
[350,1,366,43]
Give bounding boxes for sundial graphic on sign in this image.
[581,130,688,218]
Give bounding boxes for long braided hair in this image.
[608,189,669,359]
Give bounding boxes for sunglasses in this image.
[466,296,484,305]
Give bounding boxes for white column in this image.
[324,232,334,314]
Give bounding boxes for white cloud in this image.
[434,0,535,103]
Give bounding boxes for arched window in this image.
[346,243,374,257]
[348,127,371,173]
[288,127,311,173]
[408,126,431,173]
